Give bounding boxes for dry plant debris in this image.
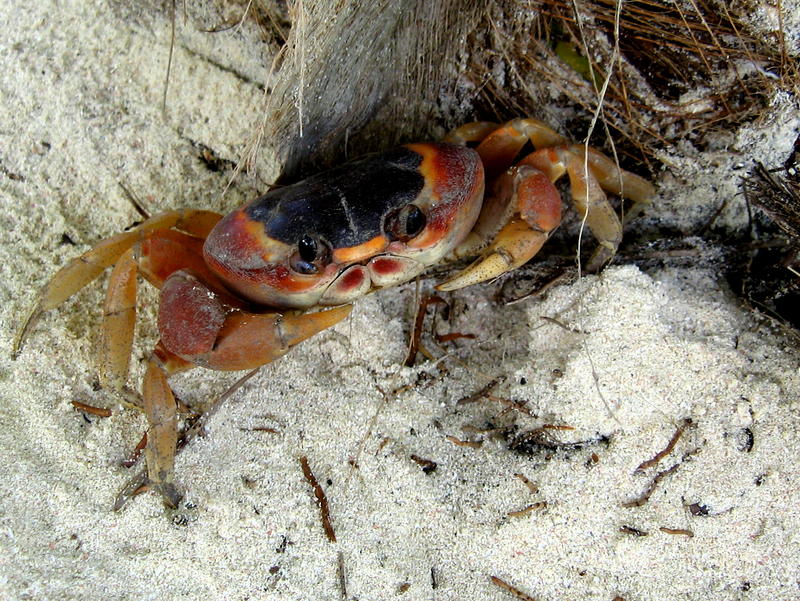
[507,502,548,517]
[299,455,337,543]
[409,454,438,474]
[121,433,148,468]
[619,524,648,536]
[71,400,112,418]
[336,551,348,600]
[635,417,693,472]
[236,0,794,182]
[514,472,539,494]
[405,294,448,367]
[740,136,800,328]
[660,526,695,537]
[468,0,796,168]
[507,472,546,517]
[456,377,506,405]
[491,575,541,601]
[446,434,483,448]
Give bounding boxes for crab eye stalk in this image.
[385,204,426,242]
[289,234,331,274]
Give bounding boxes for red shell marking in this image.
[370,257,403,276]
[338,267,366,291]
[203,208,323,305]
[402,143,484,256]
[429,145,481,232]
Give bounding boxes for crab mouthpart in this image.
[319,255,426,305]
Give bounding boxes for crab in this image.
[13,118,654,510]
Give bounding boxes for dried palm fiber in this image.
[255,0,483,180]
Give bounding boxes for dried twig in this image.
[620,524,648,536]
[635,418,692,473]
[501,269,574,306]
[409,454,438,474]
[490,575,539,601]
[241,426,280,434]
[539,315,585,334]
[121,433,148,468]
[436,332,476,343]
[337,551,348,600]
[446,435,483,448]
[456,377,505,405]
[71,401,112,418]
[405,294,447,367]
[507,502,547,517]
[514,473,539,495]
[486,394,535,417]
[622,463,680,508]
[299,455,336,543]
[660,526,694,537]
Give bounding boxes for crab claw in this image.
[437,165,562,291]
[157,269,352,371]
[198,303,353,371]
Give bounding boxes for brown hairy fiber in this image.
[253,0,482,180]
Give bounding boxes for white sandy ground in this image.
[2,1,800,600]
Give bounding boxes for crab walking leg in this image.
[99,247,138,392]
[562,150,623,272]
[446,118,571,179]
[524,144,627,271]
[12,209,222,357]
[446,118,569,152]
[511,118,570,148]
[142,355,182,508]
[438,165,562,291]
[477,118,571,178]
[98,228,222,397]
[443,121,502,145]
[114,343,194,511]
[522,145,654,270]
[570,145,656,221]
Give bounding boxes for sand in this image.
[1,1,799,600]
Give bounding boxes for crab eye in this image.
[386,204,426,242]
[289,234,330,274]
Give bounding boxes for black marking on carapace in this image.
[246,147,425,248]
